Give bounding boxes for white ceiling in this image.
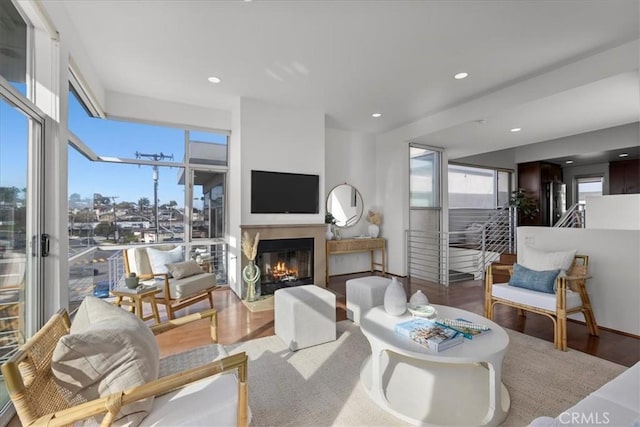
[53,0,639,157]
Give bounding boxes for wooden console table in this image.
[326,238,386,285]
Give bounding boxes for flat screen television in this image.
[251,170,319,214]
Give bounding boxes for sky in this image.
[1,81,226,209]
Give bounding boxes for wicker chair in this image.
[485,254,599,351]
[1,308,249,426]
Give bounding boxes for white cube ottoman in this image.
[346,276,391,324]
[274,285,336,351]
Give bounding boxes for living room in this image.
[1,0,639,425]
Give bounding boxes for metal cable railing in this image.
[554,203,585,228]
[407,206,515,286]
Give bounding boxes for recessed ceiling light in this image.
[565,160,574,164]
[207,76,221,84]
[454,72,469,80]
[619,153,629,157]
[510,128,521,132]
[371,113,382,118]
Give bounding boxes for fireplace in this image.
[257,238,314,295]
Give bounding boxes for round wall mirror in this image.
[326,184,363,228]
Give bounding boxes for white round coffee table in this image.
[360,305,510,426]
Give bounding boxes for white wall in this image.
[375,139,410,276]
[239,98,325,226]
[586,195,640,230]
[517,227,640,336]
[325,128,377,275]
[229,98,324,296]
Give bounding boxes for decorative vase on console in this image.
[326,224,334,241]
[241,232,261,302]
[325,212,336,240]
[366,210,382,238]
[384,277,407,316]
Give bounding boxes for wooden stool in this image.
[111,287,161,324]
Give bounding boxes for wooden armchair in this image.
[124,246,218,319]
[485,254,598,351]
[1,305,249,426]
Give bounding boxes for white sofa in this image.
[529,362,640,426]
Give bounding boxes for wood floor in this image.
[160,272,640,367]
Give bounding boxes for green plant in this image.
[325,212,336,224]
[509,188,539,220]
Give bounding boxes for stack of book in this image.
[435,318,492,340]
[395,318,464,352]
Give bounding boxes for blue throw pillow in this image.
[508,263,560,294]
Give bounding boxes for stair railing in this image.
[554,203,585,228]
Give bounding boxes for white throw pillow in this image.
[52,296,159,426]
[146,246,183,275]
[520,246,577,274]
[166,260,205,280]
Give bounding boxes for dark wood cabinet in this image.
[609,159,640,195]
[517,161,562,226]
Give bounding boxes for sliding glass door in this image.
[0,91,44,419]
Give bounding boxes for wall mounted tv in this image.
[251,170,319,214]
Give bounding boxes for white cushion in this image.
[520,246,576,274]
[52,296,159,427]
[492,283,583,312]
[152,272,216,299]
[146,246,183,275]
[139,373,243,427]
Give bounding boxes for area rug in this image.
[241,295,274,313]
[226,320,627,427]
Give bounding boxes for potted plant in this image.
[509,188,539,220]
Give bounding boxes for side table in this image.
[111,287,161,324]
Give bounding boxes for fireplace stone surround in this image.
[239,224,327,294]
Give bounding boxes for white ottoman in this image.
[346,276,391,324]
[274,285,336,351]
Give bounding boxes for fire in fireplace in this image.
[256,238,314,295]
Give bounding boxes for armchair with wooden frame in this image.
[1,306,249,426]
[485,254,599,351]
[123,246,218,319]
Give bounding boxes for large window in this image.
[67,86,228,308]
[448,164,512,209]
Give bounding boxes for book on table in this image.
[395,318,464,352]
[435,318,492,340]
